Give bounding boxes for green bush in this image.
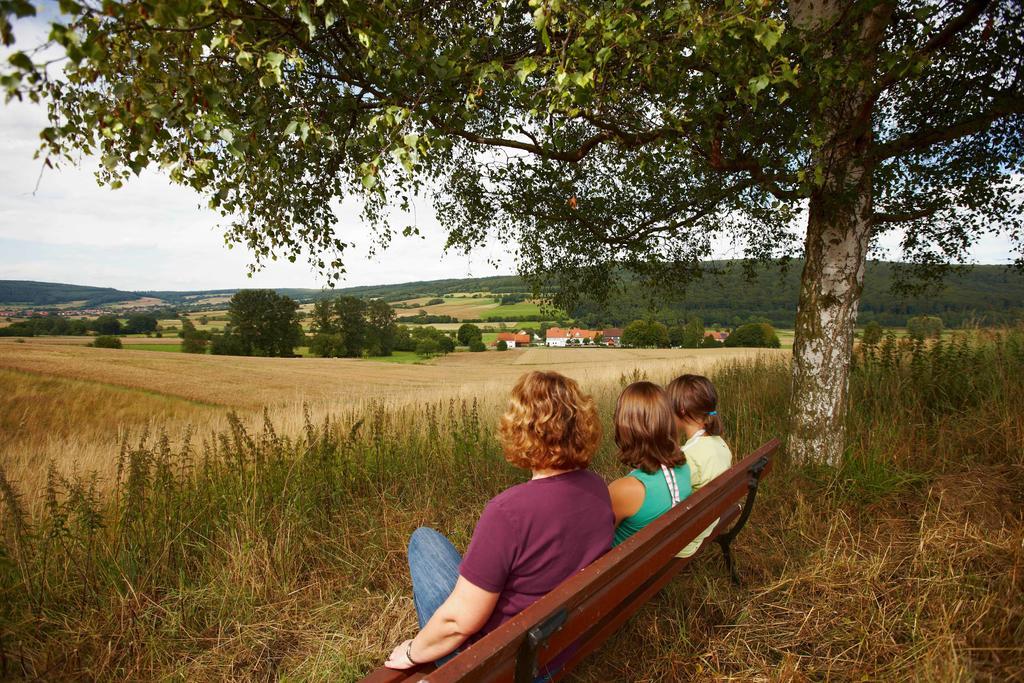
[90,335,122,349]
[469,340,486,352]
[496,340,508,351]
[724,322,780,348]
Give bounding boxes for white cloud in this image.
[0,94,510,290]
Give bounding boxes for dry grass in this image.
[0,338,779,502]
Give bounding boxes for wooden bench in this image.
[362,439,779,683]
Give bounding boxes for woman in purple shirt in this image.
[385,371,613,671]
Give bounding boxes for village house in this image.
[493,331,532,349]
[601,328,624,347]
[544,327,600,347]
[707,331,730,343]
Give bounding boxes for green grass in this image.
[121,343,183,353]
[362,351,427,364]
[1,329,1022,680]
[480,302,545,319]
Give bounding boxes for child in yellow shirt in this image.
[667,374,734,558]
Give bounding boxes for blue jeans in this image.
[408,527,462,630]
[406,527,554,681]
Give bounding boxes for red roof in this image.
[496,332,531,344]
[545,327,599,339]
[602,328,623,337]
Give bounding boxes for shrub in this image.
[469,340,486,352]
[457,323,483,346]
[90,335,122,349]
[91,315,122,336]
[724,323,780,348]
[210,333,248,356]
[906,315,943,340]
[496,340,508,351]
[415,339,440,357]
[862,320,884,346]
[700,334,724,348]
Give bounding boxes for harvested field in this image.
[0,337,783,497]
[0,338,782,409]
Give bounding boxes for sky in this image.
[0,13,1016,292]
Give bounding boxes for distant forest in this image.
[2,260,1022,328]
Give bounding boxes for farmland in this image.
[0,337,781,498]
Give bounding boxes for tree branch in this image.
[871,94,1024,160]
[870,206,938,225]
[430,116,614,162]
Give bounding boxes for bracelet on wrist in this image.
[405,639,420,665]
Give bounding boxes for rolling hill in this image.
[2,260,1023,327]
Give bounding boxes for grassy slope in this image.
[0,333,1021,680]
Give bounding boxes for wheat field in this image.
[0,338,783,500]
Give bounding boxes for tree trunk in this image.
[786,0,891,465]
[788,162,873,465]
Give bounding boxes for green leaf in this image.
[235,50,253,69]
[219,129,234,144]
[748,74,769,95]
[516,57,538,84]
[361,174,377,189]
[7,51,32,71]
[263,52,285,69]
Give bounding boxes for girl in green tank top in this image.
[607,382,693,546]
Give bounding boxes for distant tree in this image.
[91,315,122,336]
[681,317,705,349]
[310,299,336,336]
[457,323,483,346]
[700,334,724,348]
[425,297,445,305]
[90,335,122,349]
[198,315,210,326]
[496,340,508,351]
[123,314,157,335]
[469,339,486,352]
[364,299,398,356]
[438,335,456,354]
[181,334,208,354]
[862,321,884,346]
[415,338,440,358]
[210,331,248,356]
[622,320,670,348]
[668,324,686,348]
[226,290,303,356]
[725,323,781,349]
[333,296,369,357]
[393,325,414,352]
[906,316,943,341]
[309,333,347,358]
[178,319,197,339]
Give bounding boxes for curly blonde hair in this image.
[498,371,602,471]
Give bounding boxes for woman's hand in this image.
[384,639,418,669]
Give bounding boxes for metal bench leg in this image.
[714,456,768,587]
[717,535,741,586]
[514,608,567,683]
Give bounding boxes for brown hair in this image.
[498,371,602,471]
[613,381,683,474]
[666,374,723,436]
